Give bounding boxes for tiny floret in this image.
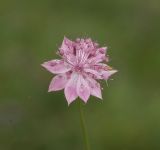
[42,37,117,105]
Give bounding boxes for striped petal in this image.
[87,77,102,99]
[77,75,90,103]
[41,59,71,74]
[64,73,78,105]
[48,74,68,92]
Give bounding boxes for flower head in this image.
[42,37,117,105]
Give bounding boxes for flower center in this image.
[73,65,83,73]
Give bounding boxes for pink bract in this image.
[42,37,117,105]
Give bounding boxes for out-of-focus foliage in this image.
[0,0,160,150]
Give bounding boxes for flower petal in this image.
[77,75,90,103]
[87,77,102,99]
[41,59,71,74]
[84,68,102,79]
[88,54,106,64]
[96,47,107,54]
[102,70,117,80]
[48,74,68,92]
[64,73,78,105]
[59,37,74,54]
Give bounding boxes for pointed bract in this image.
[59,37,74,54]
[77,75,90,103]
[87,77,102,99]
[41,59,71,74]
[48,74,68,92]
[102,70,118,80]
[64,73,78,105]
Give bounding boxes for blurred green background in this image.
[0,0,160,149]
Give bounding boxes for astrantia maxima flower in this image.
[42,37,117,105]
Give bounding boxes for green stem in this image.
[79,101,91,150]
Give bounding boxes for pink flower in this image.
[42,37,117,105]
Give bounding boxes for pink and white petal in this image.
[102,70,117,80]
[84,68,102,79]
[65,53,77,66]
[87,77,102,99]
[93,63,112,71]
[88,54,106,64]
[77,75,90,103]
[48,74,68,92]
[41,59,71,74]
[95,63,107,67]
[64,73,78,105]
[60,37,74,53]
[96,47,107,54]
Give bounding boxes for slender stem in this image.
[79,101,91,150]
